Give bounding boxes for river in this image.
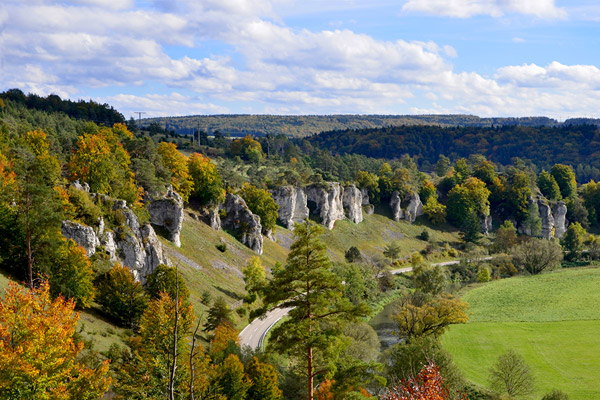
[369,300,402,350]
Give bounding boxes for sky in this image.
[1,0,600,120]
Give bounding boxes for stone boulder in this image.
[404,191,424,223]
[538,198,555,240]
[148,187,184,247]
[342,184,363,224]
[390,191,403,222]
[61,220,100,257]
[553,201,568,238]
[305,182,346,230]
[221,193,263,254]
[271,186,309,229]
[364,204,375,215]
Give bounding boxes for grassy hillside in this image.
[442,267,600,399]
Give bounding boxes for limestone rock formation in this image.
[538,198,555,240]
[342,184,363,224]
[61,220,99,257]
[221,193,263,254]
[271,186,309,229]
[404,191,424,223]
[390,191,403,222]
[62,193,169,282]
[148,187,184,247]
[360,188,370,205]
[553,201,568,238]
[305,182,346,229]
[481,215,493,235]
[364,204,375,215]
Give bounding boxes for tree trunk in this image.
[168,265,181,400]
[25,191,33,289]
[307,346,313,400]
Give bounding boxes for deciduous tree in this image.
[512,238,562,275]
[551,164,577,199]
[239,183,279,234]
[97,264,148,329]
[188,152,225,206]
[395,294,468,339]
[158,142,194,202]
[488,350,534,398]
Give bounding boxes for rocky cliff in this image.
[62,193,169,282]
[271,186,309,229]
[305,182,346,229]
[342,185,363,224]
[553,201,568,238]
[389,191,423,223]
[221,193,263,254]
[538,198,555,240]
[147,186,184,247]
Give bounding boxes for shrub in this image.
[216,243,227,252]
[417,229,430,241]
[345,246,362,263]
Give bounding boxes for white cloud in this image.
[103,93,230,118]
[402,0,566,19]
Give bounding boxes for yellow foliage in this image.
[0,281,111,399]
[24,130,50,156]
[158,142,193,202]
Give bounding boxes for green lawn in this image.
[442,267,600,399]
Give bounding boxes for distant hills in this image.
[142,114,600,138]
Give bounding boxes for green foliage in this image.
[505,170,532,222]
[565,196,589,229]
[412,264,448,296]
[333,262,380,305]
[355,170,380,204]
[231,135,264,162]
[551,164,577,199]
[422,197,446,225]
[345,246,362,263]
[239,183,279,234]
[214,354,252,400]
[512,238,563,275]
[488,350,534,398]
[245,356,283,400]
[538,170,562,201]
[561,222,587,261]
[157,142,193,202]
[417,229,430,241]
[492,220,518,253]
[477,266,491,283]
[522,200,542,237]
[383,242,402,260]
[446,177,490,227]
[145,264,190,302]
[216,242,227,252]
[242,256,266,304]
[96,264,148,329]
[204,297,234,333]
[66,186,101,226]
[542,389,570,400]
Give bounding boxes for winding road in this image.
[239,257,493,349]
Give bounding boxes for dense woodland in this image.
[1,90,599,399]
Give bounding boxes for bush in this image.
[216,243,227,252]
[345,246,361,263]
[417,229,430,241]
[542,389,569,400]
[477,266,491,282]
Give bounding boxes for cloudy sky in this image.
[1,0,600,119]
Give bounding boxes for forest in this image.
[1,91,600,400]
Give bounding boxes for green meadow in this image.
[442,267,600,399]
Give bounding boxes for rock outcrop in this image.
[553,201,568,238]
[360,188,370,205]
[305,182,346,229]
[390,191,403,222]
[364,204,375,215]
[404,191,424,223]
[62,193,169,282]
[538,198,555,240]
[148,187,184,247]
[342,185,363,224]
[221,193,263,254]
[62,220,99,257]
[271,186,309,229]
[389,191,423,223]
[481,215,492,235]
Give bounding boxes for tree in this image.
[239,183,279,234]
[214,354,251,400]
[522,200,542,237]
[383,242,402,260]
[561,222,587,261]
[382,361,467,400]
[538,170,562,201]
[394,294,469,339]
[423,197,446,225]
[505,171,532,222]
[96,264,148,329]
[146,263,190,302]
[345,246,362,263]
[435,155,451,177]
[551,164,577,199]
[492,220,518,253]
[243,256,266,304]
[204,297,234,333]
[512,238,563,275]
[0,281,111,399]
[412,264,448,296]
[246,356,284,400]
[488,350,534,398]
[188,152,225,206]
[158,142,194,202]
[446,177,490,227]
[261,222,369,400]
[459,211,482,244]
[355,170,380,204]
[231,135,264,162]
[419,179,437,205]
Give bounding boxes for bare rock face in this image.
[221,193,263,254]
[342,184,363,224]
[390,191,403,222]
[70,180,90,192]
[538,198,555,240]
[553,201,568,238]
[481,215,493,235]
[305,182,346,229]
[62,220,100,257]
[404,191,424,223]
[360,188,370,205]
[148,187,184,247]
[364,204,375,215]
[271,186,309,229]
[63,192,169,282]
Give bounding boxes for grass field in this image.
[442,267,600,399]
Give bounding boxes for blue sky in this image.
[1,0,600,120]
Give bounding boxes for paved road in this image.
[240,257,493,350]
[239,306,293,350]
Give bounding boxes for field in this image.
[442,267,600,399]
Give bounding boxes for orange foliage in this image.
[315,379,335,400]
[0,150,16,189]
[381,362,468,400]
[0,281,111,399]
[210,321,240,356]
